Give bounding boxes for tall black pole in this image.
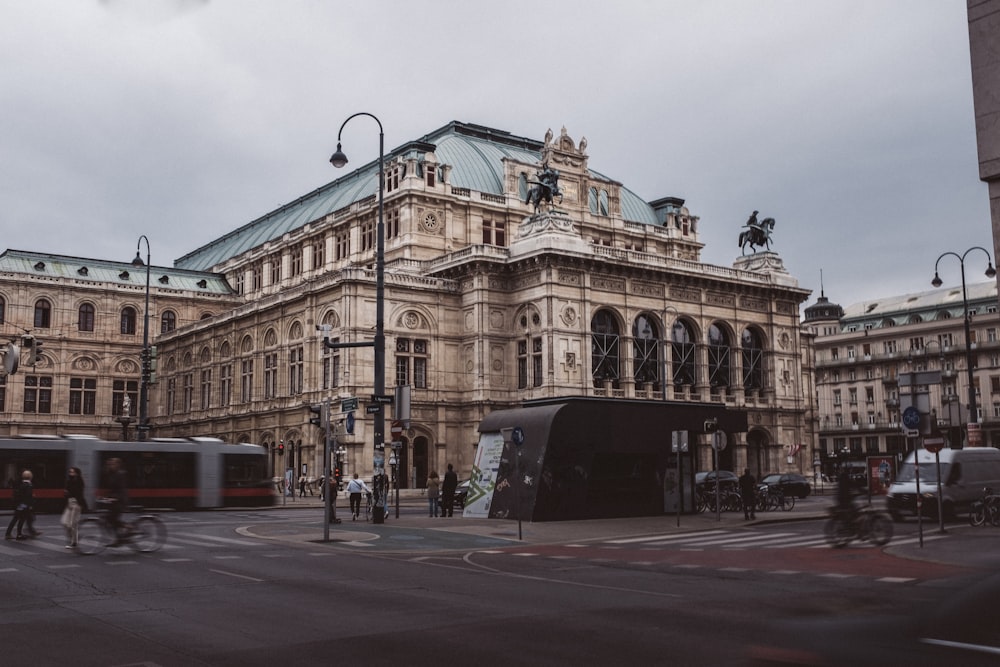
[133,235,151,441]
[932,246,996,444]
[330,113,386,499]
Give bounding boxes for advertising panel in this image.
[463,431,505,517]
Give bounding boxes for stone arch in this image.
[591,307,623,387]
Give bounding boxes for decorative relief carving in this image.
[592,276,625,292]
[513,272,541,289]
[778,331,792,350]
[707,292,736,307]
[73,357,95,371]
[488,278,508,290]
[558,270,582,285]
[776,301,795,315]
[560,306,577,326]
[464,311,475,331]
[419,210,441,233]
[631,281,663,298]
[403,311,421,330]
[670,286,702,303]
[489,310,505,329]
[741,296,769,312]
[116,360,138,374]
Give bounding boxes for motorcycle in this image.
[824,507,893,548]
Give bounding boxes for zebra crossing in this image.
[593,527,947,551]
[0,529,264,558]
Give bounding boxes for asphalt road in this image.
[2,503,998,666]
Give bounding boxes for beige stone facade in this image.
[1,122,815,488]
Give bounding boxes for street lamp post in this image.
[131,235,152,441]
[329,113,386,493]
[931,247,996,442]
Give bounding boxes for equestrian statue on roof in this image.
[525,165,563,213]
[738,210,776,255]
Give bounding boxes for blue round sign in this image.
[345,411,356,435]
[511,426,525,447]
[902,407,920,429]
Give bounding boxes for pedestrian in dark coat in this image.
[739,468,757,520]
[440,463,459,517]
[5,470,41,540]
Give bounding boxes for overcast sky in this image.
[1,1,991,313]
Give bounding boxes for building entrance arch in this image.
[746,428,770,477]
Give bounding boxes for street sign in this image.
[345,411,355,435]
[365,404,381,414]
[712,431,727,451]
[511,426,525,447]
[372,394,394,405]
[923,436,945,453]
[968,423,983,447]
[902,407,921,429]
[904,428,920,438]
[341,397,358,412]
[390,420,404,440]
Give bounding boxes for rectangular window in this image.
[909,337,923,351]
[395,338,428,388]
[270,253,281,285]
[483,219,507,246]
[288,346,304,395]
[360,219,375,252]
[833,390,842,406]
[290,244,303,277]
[23,375,53,414]
[830,348,839,360]
[220,364,232,407]
[862,343,871,357]
[201,369,212,410]
[849,388,858,404]
[312,236,325,269]
[865,387,874,404]
[183,373,193,412]
[847,346,856,359]
[335,230,350,260]
[532,337,543,387]
[112,379,138,417]
[940,332,955,346]
[167,378,176,416]
[425,164,436,187]
[884,340,897,354]
[866,436,879,453]
[989,329,998,343]
[386,207,400,240]
[252,262,262,291]
[241,359,254,403]
[0,375,5,411]
[323,340,340,390]
[264,353,277,399]
[234,271,245,295]
[69,377,97,415]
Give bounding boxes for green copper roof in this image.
[175,121,659,272]
[0,249,232,294]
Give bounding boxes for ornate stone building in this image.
[1,122,814,488]
[806,280,1000,476]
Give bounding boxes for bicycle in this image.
[76,504,167,555]
[969,487,1000,527]
[364,491,373,522]
[824,507,893,548]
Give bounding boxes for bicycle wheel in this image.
[128,516,167,553]
[970,504,986,526]
[76,517,108,555]
[988,500,1000,527]
[866,513,893,546]
[766,494,780,512]
[781,494,795,511]
[824,517,852,548]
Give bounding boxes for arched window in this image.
[34,299,51,328]
[708,323,731,390]
[671,320,696,386]
[591,309,620,387]
[632,314,660,385]
[120,306,137,335]
[161,310,177,333]
[78,303,95,332]
[742,328,765,390]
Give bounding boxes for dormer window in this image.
[34,261,45,271]
[119,270,130,280]
[77,266,89,276]
[158,275,169,284]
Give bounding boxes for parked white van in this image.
[886,447,1000,521]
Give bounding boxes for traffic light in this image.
[334,465,342,485]
[703,419,719,433]
[308,403,326,429]
[30,338,42,365]
[148,346,158,384]
[277,441,285,456]
[20,335,35,365]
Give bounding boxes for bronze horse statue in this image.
[525,166,563,213]
[739,217,775,254]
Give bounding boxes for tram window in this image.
[224,453,269,487]
[0,449,68,491]
[98,451,196,489]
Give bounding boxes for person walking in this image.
[739,468,757,520]
[426,470,441,517]
[440,463,458,518]
[61,466,86,548]
[346,473,371,520]
[5,470,41,540]
[298,474,307,498]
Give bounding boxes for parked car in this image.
[760,473,812,499]
[454,480,470,509]
[695,470,739,491]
